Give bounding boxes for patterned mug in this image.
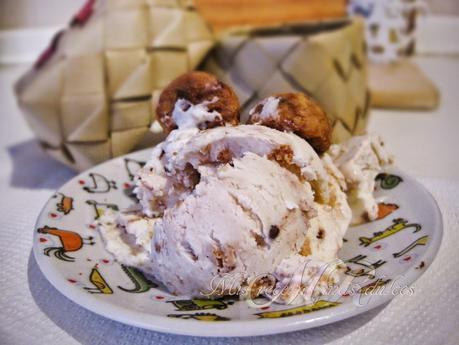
[348,0,428,63]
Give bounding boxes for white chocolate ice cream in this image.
[99,124,352,302]
[98,211,157,274]
[151,152,318,296]
[98,98,389,303]
[328,133,391,224]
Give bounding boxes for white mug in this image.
[348,0,428,63]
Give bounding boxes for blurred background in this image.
[1,0,344,29]
[2,0,458,175]
[1,0,458,29]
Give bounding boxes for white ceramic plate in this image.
[33,148,443,337]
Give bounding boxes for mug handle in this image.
[415,0,430,16]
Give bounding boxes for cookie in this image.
[156,71,240,132]
[247,93,331,154]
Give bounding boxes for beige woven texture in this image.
[16,1,368,171]
[15,0,214,171]
[202,18,369,144]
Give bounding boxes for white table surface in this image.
[1,55,459,345]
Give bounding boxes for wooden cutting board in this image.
[194,0,347,31]
[369,59,440,110]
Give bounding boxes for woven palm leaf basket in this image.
[201,17,369,144]
[15,0,368,170]
[15,0,214,171]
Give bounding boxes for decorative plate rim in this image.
[33,149,444,337]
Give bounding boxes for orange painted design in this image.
[56,193,74,215]
[376,203,399,220]
[38,225,94,261]
[39,226,83,251]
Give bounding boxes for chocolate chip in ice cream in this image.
[269,225,280,239]
[316,228,325,240]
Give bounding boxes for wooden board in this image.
[369,59,439,110]
[194,0,347,31]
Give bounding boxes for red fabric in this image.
[34,30,64,69]
[70,0,96,27]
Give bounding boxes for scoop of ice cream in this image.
[150,153,318,296]
[132,124,351,299]
[98,211,157,275]
[328,134,391,224]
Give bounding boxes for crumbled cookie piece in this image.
[267,145,303,180]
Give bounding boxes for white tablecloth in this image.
[1,56,459,345]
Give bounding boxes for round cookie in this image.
[247,93,332,154]
[156,71,240,132]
